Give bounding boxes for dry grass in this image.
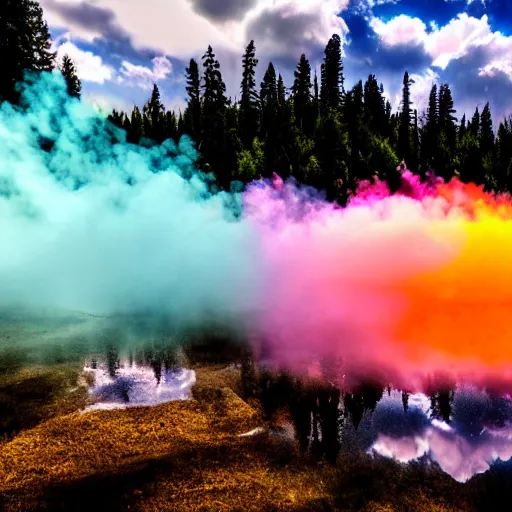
[0,364,87,441]
[0,365,333,511]
[0,364,505,511]
[192,364,243,397]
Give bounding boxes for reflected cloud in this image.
[369,388,512,482]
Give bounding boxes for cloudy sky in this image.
[41,0,512,125]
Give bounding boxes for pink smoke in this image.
[242,169,512,392]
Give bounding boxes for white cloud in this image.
[479,57,512,79]
[118,56,173,90]
[52,36,114,84]
[245,0,350,59]
[43,0,349,62]
[370,13,500,71]
[355,0,401,14]
[43,0,352,111]
[476,32,512,81]
[425,13,493,69]
[43,0,241,58]
[370,15,427,47]
[42,0,105,43]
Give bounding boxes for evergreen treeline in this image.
[3,0,512,202]
[107,39,512,202]
[0,0,82,103]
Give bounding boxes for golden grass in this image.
[0,364,494,511]
[0,364,87,441]
[0,365,334,511]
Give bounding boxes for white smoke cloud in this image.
[52,34,115,84]
[117,56,173,90]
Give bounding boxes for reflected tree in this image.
[318,386,341,464]
[402,391,409,413]
[105,343,120,378]
[344,392,365,429]
[430,388,455,423]
[241,346,257,399]
[289,382,313,454]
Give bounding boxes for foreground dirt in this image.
[0,364,490,511]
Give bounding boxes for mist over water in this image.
[244,171,512,390]
[0,72,263,327]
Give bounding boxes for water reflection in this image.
[257,367,512,483]
[4,310,512,483]
[363,387,512,482]
[82,338,195,411]
[83,359,196,412]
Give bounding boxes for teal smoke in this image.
[0,71,263,329]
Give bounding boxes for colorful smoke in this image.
[243,170,512,390]
[0,72,264,328]
[3,72,512,391]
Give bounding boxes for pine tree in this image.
[363,74,386,137]
[277,74,286,108]
[239,40,260,149]
[320,34,344,114]
[384,100,392,139]
[201,45,230,187]
[458,114,466,142]
[164,111,178,142]
[421,84,438,172]
[184,58,202,141]
[402,391,409,413]
[411,109,420,172]
[177,112,186,140]
[107,109,123,129]
[122,112,131,135]
[480,102,494,156]
[142,106,152,143]
[292,54,313,136]
[225,101,243,181]
[106,343,120,378]
[436,83,457,180]
[430,389,455,424]
[143,84,165,142]
[438,84,457,136]
[259,65,277,124]
[275,73,295,179]
[459,107,484,185]
[29,1,55,72]
[60,55,81,99]
[260,63,278,139]
[315,110,350,202]
[344,80,368,181]
[470,107,480,138]
[259,62,279,173]
[0,0,56,103]
[496,118,512,191]
[397,71,414,166]
[129,106,143,144]
[313,69,320,122]
[480,102,495,189]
